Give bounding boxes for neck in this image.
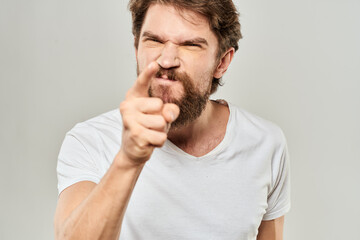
[168,100,212,142]
[167,100,229,155]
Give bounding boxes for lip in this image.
[154,77,177,84]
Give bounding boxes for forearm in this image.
[57,152,144,240]
[257,216,284,240]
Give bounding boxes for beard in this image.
[137,64,211,129]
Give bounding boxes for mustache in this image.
[155,67,178,81]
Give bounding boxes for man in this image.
[54,0,290,239]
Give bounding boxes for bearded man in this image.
[54,1,291,239]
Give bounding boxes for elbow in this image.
[54,221,64,240]
[54,216,71,240]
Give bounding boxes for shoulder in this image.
[57,109,122,194]
[68,109,122,136]
[59,108,123,169]
[64,108,123,151]
[228,103,287,149]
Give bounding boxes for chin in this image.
[149,83,184,104]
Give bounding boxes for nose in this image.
[156,42,180,69]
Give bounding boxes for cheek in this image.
[186,59,215,89]
[181,50,216,71]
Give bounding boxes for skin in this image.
[54,3,285,239]
[257,216,285,240]
[136,4,234,156]
[136,4,220,102]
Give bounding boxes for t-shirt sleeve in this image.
[262,134,291,221]
[56,125,102,195]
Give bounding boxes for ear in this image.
[213,48,235,79]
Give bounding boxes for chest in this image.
[177,133,225,157]
[120,152,271,240]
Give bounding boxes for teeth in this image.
[161,74,168,79]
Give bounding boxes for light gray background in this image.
[1,0,359,239]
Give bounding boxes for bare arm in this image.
[257,216,285,240]
[54,154,144,240]
[54,62,179,240]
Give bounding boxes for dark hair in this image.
[128,0,242,94]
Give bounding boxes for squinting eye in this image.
[147,38,162,43]
[185,43,201,48]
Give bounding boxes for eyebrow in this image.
[141,31,208,46]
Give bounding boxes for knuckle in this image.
[122,115,128,126]
[122,115,132,128]
[131,127,142,138]
[119,101,129,113]
[157,133,167,145]
[137,140,147,149]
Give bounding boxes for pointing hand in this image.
[119,62,180,166]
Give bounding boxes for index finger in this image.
[127,62,159,99]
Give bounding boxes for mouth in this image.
[155,68,177,80]
[158,74,176,80]
[154,74,178,85]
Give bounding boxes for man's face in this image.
[136,4,220,127]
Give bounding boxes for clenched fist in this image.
[119,62,180,166]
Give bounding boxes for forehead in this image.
[140,3,217,44]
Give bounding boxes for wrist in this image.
[113,150,146,171]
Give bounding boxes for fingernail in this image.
[171,112,175,122]
[166,123,171,133]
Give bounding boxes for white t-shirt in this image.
[57,102,290,240]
